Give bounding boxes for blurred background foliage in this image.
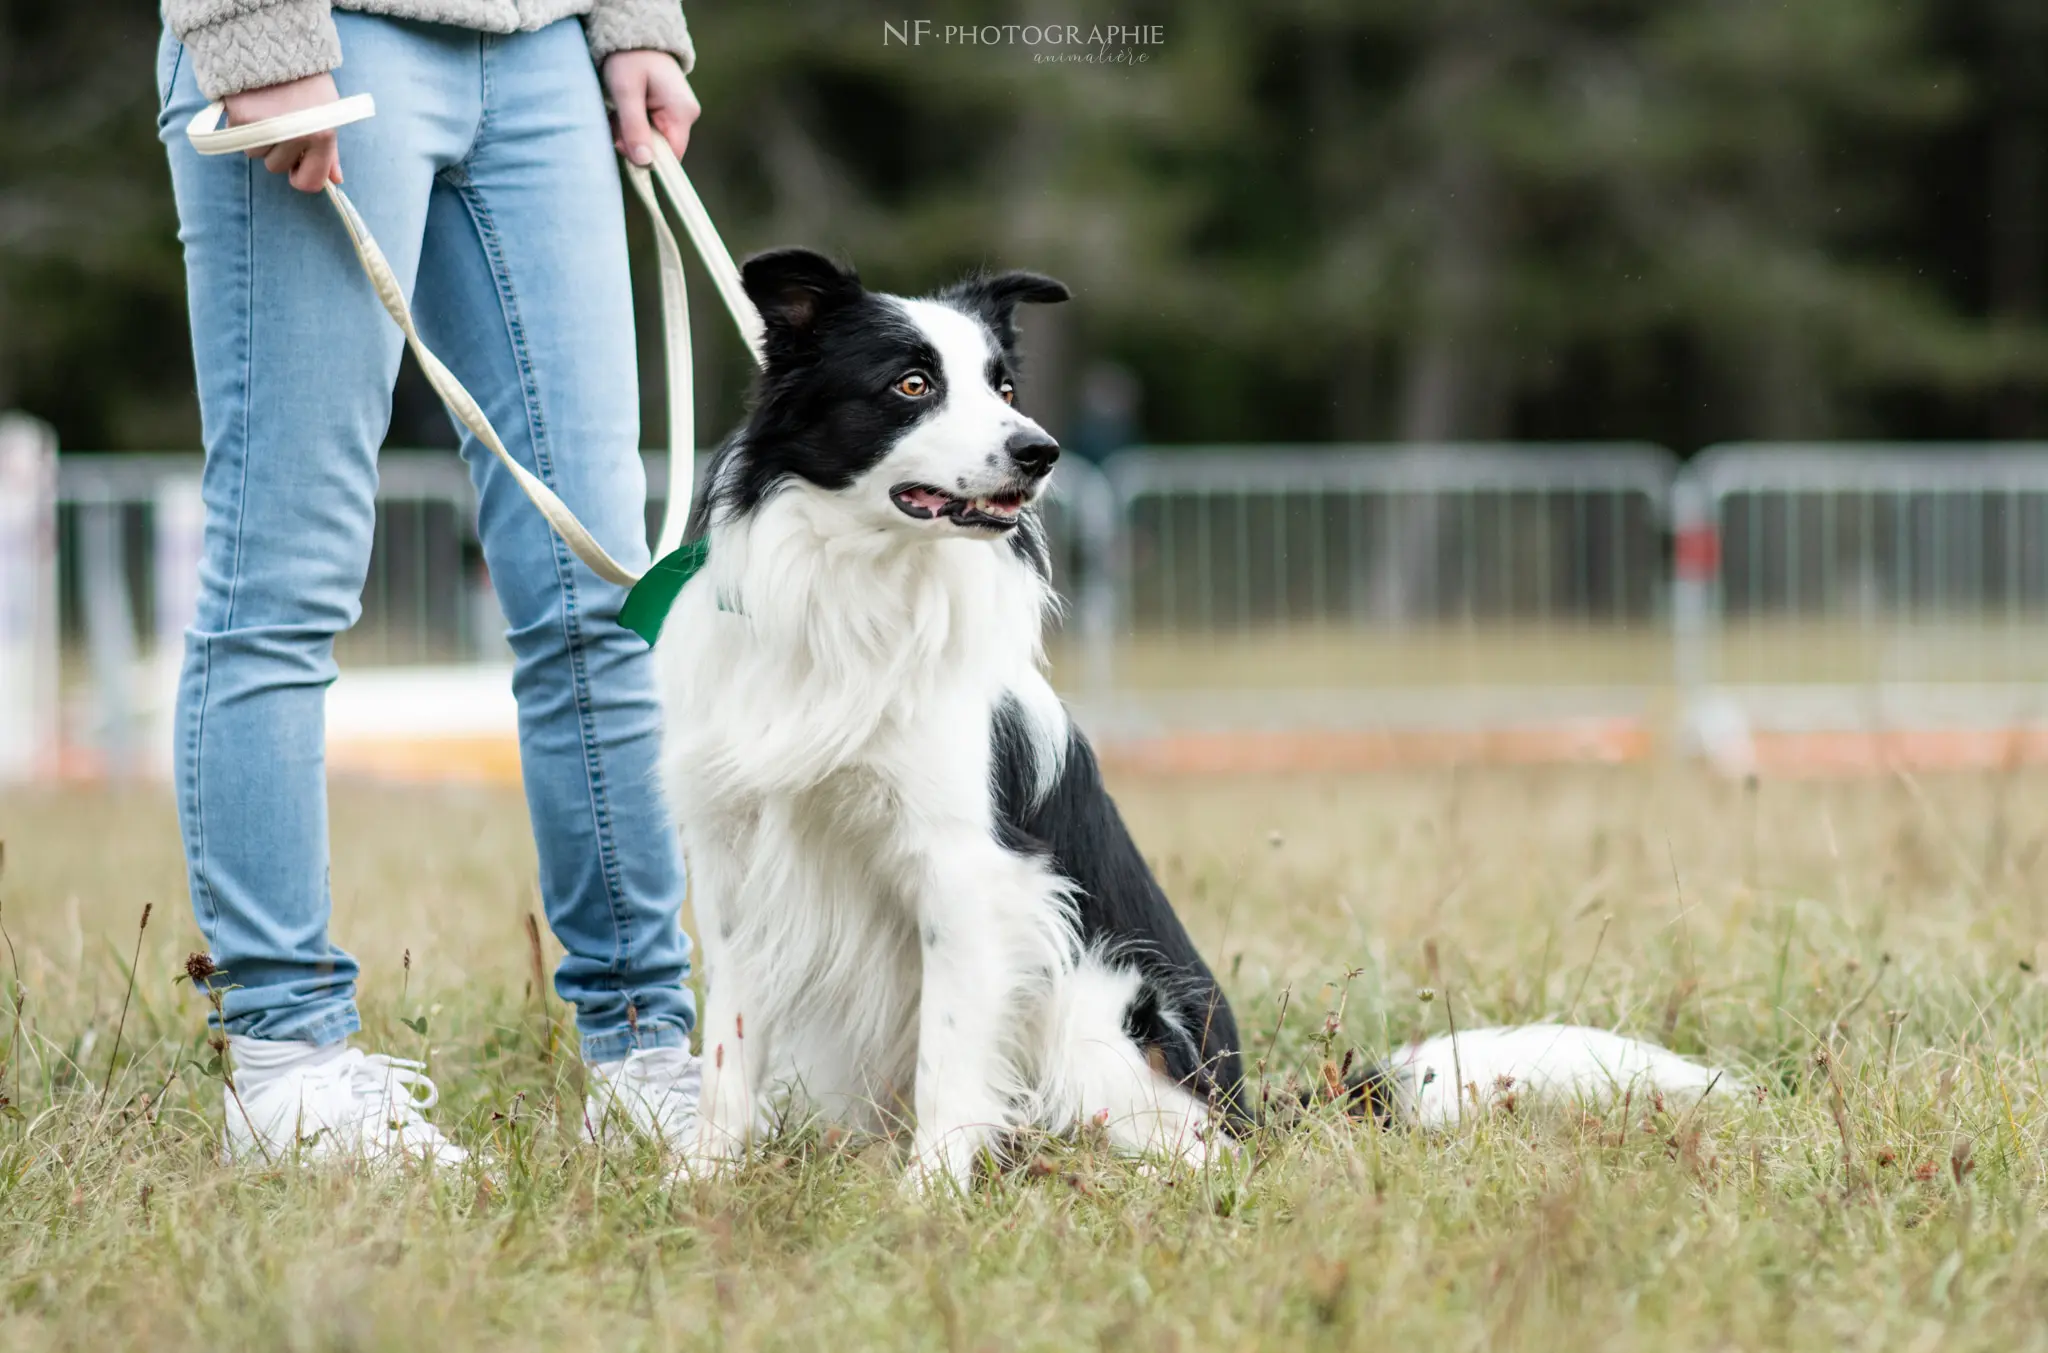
[2,0,2047,454]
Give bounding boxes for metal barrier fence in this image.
[52,451,501,772]
[1672,444,2048,769]
[1111,444,1673,632]
[56,452,502,669]
[1089,446,1676,753]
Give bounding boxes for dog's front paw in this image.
[1152,1130,1214,1172]
[901,1128,985,1199]
[1136,1124,1235,1176]
[1161,1108,1228,1169]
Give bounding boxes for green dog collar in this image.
[619,538,710,645]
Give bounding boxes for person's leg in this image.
[408,20,695,1064]
[157,16,478,1042]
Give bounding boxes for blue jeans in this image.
[157,13,694,1062]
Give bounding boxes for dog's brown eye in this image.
[895,372,930,398]
[999,380,1016,405]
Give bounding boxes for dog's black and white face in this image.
[725,249,1070,539]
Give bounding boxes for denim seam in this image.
[186,155,263,947]
[159,43,186,114]
[224,161,255,636]
[454,183,635,983]
[459,31,494,178]
[185,634,216,938]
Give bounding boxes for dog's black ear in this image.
[941,271,1071,352]
[742,249,862,350]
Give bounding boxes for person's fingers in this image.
[291,134,338,193]
[252,132,339,192]
[650,107,692,160]
[646,68,700,160]
[612,74,657,166]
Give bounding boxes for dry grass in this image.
[1045,620,2048,690]
[6,765,2048,1350]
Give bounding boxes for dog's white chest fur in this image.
[658,487,1056,809]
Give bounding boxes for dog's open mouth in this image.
[890,483,1028,531]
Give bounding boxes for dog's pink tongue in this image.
[902,487,951,512]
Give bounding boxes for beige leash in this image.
[186,95,765,583]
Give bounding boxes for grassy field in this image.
[5,766,2048,1350]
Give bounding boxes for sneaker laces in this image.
[307,1049,450,1144]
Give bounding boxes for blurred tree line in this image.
[2,0,2046,454]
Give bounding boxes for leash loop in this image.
[185,94,377,155]
[186,97,764,588]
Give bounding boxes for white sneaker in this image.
[584,1045,702,1150]
[223,1036,469,1166]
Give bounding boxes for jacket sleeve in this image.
[162,0,343,100]
[581,0,695,73]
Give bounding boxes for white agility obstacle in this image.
[0,415,59,782]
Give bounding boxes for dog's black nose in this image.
[1006,429,1060,478]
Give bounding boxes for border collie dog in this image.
[655,249,1731,1184]
[656,249,1236,1181]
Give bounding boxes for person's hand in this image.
[602,50,699,166]
[224,72,344,193]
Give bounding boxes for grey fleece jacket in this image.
[162,0,694,100]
